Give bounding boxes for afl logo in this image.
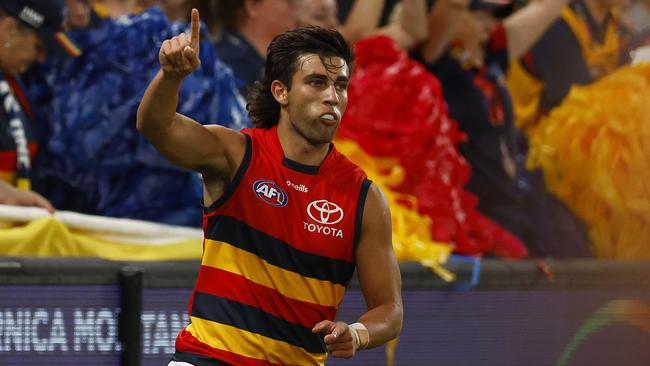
[253,180,288,207]
[307,200,344,225]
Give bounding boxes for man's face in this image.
[295,0,339,29]
[0,19,45,75]
[284,54,350,145]
[253,0,297,35]
[65,0,92,29]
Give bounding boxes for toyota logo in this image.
[307,200,344,225]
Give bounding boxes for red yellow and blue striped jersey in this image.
[174,126,371,366]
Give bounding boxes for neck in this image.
[239,22,274,58]
[277,121,331,167]
[583,0,609,24]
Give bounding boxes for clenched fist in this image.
[312,320,356,359]
[159,8,201,79]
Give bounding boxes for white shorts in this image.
[168,362,195,366]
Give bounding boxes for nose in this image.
[324,84,339,106]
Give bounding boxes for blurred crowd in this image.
[1,0,649,259]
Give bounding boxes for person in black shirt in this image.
[414,0,592,257]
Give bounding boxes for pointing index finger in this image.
[190,8,200,50]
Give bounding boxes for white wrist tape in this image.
[349,322,369,351]
[349,325,360,350]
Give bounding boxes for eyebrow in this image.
[304,73,349,83]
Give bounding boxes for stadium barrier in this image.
[1,257,650,365]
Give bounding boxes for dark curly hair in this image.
[247,26,354,129]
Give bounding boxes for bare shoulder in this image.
[363,183,391,229]
[203,125,247,166]
[204,124,246,144]
[355,182,392,255]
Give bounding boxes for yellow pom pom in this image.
[527,63,650,258]
[335,139,455,280]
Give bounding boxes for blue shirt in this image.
[215,31,265,97]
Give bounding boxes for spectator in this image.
[296,0,340,30]
[158,0,221,41]
[508,0,626,134]
[296,0,428,50]
[24,5,248,226]
[214,0,297,96]
[65,0,92,29]
[414,0,592,257]
[0,0,81,212]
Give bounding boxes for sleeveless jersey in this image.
[174,126,371,366]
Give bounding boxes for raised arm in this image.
[504,0,571,62]
[136,8,245,177]
[312,183,403,358]
[419,0,470,63]
[338,0,386,43]
[342,0,428,50]
[375,0,429,50]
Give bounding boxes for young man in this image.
[137,9,403,366]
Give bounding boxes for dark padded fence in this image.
[1,257,650,366]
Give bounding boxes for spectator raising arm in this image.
[419,0,471,63]
[504,0,571,62]
[338,0,386,42]
[375,0,429,50]
[345,0,429,49]
[420,0,571,64]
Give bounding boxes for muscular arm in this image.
[312,183,403,358]
[136,8,244,180]
[355,183,403,347]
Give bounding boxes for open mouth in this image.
[319,112,339,125]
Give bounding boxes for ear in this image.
[271,80,289,106]
[244,0,261,18]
